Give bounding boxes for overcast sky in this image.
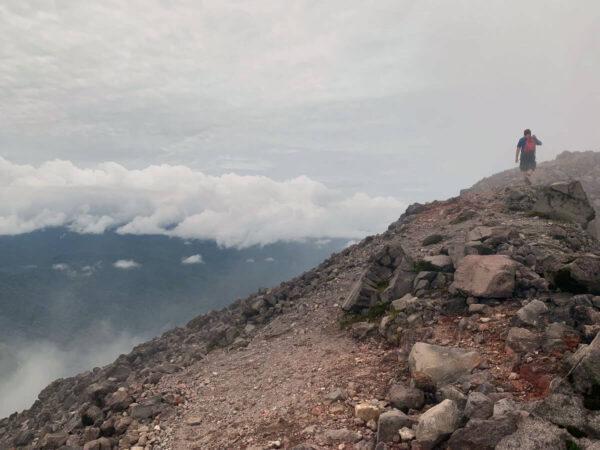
[1,1,599,244]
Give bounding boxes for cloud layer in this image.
[0,158,404,247]
[2,1,599,204]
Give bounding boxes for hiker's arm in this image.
[515,147,520,163]
[534,135,542,145]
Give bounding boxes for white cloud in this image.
[265,257,275,262]
[245,258,255,263]
[52,263,70,272]
[0,158,405,248]
[113,259,140,270]
[181,254,204,265]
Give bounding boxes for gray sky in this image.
[1,1,599,243]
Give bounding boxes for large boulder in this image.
[342,243,414,312]
[451,255,517,298]
[495,417,572,450]
[569,332,600,398]
[532,181,596,229]
[415,399,461,447]
[447,416,517,450]
[409,343,481,387]
[553,255,600,295]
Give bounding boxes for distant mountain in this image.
[0,228,347,346]
[467,150,600,237]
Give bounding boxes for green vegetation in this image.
[339,301,389,329]
[413,260,438,272]
[375,280,390,292]
[422,234,444,246]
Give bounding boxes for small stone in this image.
[516,299,548,326]
[387,384,425,412]
[327,388,348,402]
[399,427,415,441]
[185,416,202,426]
[355,403,381,422]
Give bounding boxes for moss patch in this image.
[413,260,438,272]
[422,234,445,246]
[339,302,389,329]
[375,280,390,292]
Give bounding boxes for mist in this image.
[0,326,143,417]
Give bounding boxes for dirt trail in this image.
[158,272,398,449]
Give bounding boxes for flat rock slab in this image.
[408,342,481,387]
[452,255,517,298]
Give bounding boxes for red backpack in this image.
[524,136,536,152]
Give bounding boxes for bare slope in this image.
[2,179,600,450]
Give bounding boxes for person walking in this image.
[516,129,542,184]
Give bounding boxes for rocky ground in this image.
[1,174,600,449]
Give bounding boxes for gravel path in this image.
[158,268,398,449]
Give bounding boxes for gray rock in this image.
[570,332,600,396]
[533,392,587,434]
[350,322,377,340]
[493,398,517,417]
[323,428,361,443]
[105,388,133,412]
[415,399,461,447]
[464,392,493,419]
[326,387,348,402]
[468,303,488,314]
[516,300,548,326]
[467,226,494,242]
[436,385,467,409]
[342,243,414,311]
[387,384,425,412]
[554,255,600,295]
[532,181,596,229]
[496,417,571,450]
[39,432,69,450]
[451,255,517,298]
[13,430,34,447]
[391,294,419,313]
[376,409,411,443]
[422,234,445,246]
[505,327,540,353]
[129,397,163,419]
[408,342,481,387]
[447,416,517,450]
[83,437,112,450]
[422,255,454,272]
[82,405,104,425]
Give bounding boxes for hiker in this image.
[515,129,542,184]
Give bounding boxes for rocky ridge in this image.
[468,150,600,237]
[1,178,600,449]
